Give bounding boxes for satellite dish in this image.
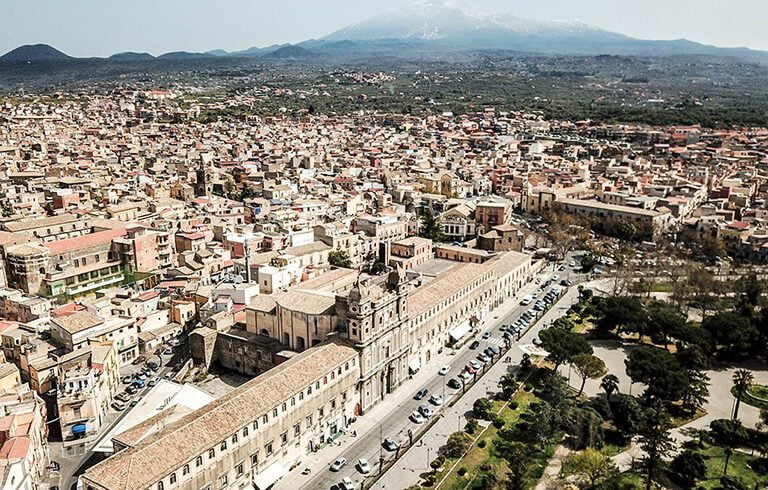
[232,275,244,284]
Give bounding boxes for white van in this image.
[520,294,533,306]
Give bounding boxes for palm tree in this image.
[601,374,620,400]
[732,369,754,421]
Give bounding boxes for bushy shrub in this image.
[457,467,468,477]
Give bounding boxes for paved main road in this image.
[277,259,587,490]
[373,274,595,489]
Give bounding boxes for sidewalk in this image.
[275,261,552,490]
[374,277,582,489]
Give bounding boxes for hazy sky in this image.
[2,0,767,56]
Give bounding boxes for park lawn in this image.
[732,385,768,410]
[569,314,593,334]
[696,443,768,489]
[648,282,672,292]
[436,391,536,489]
[747,384,768,401]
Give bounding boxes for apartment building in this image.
[82,341,359,490]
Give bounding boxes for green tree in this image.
[564,448,617,487]
[647,304,686,349]
[539,325,593,371]
[637,403,674,490]
[419,209,444,242]
[681,369,710,415]
[594,296,646,336]
[567,407,605,449]
[498,441,530,490]
[572,354,608,396]
[473,397,493,420]
[498,373,519,401]
[669,450,707,488]
[703,313,762,361]
[328,249,353,269]
[442,432,473,458]
[625,346,687,403]
[611,394,643,440]
[731,369,754,421]
[600,374,620,400]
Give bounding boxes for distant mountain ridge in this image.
[2,2,768,64]
[0,44,72,61]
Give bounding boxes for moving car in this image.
[469,340,480,349]
[482,331,492,339]
[438,365,450,376]
[357,458,371,474]
[330,457,347,471]
[414,388,428,400]
[382,438,398,452]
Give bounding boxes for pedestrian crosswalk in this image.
[483,337,509,347]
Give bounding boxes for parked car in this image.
[469,360,481,370]
[438,365,450,376]
[330,457,347,472]
[121,376,133,384]
[147,378,158,387]
[459,371,472,381]
[112,401,126,411]
[133,379,145,389]
[464,364,476,374]
[477,353,490,363]
[126,385,138,395]
[482,331,492,340]
[357,458,371,474]
[414,388,428,400]
[488,345,500,355]
[340,477,355,490]
[163,348,174,355]
[410,411,425,424]
[429,394,443,406]
[382,438,398,452]
[447,378,462,389]
[418,405,433,418]
[469,340,480,350]
[131,356,146,366]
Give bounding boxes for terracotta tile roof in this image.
[45,228,126,254]
[51,311,104,335]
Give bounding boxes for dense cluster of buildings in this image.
[0,88,765,489]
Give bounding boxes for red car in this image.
[464,364,477,375]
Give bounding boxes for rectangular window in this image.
[219,474,228,488]
[281,431,288,446]
[265,442,273,455]
[294,423,301,436]
[236,462,244,476]
[251,452,259,467]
